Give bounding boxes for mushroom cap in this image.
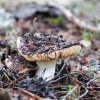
[17,33,81,61]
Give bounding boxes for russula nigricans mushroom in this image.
[17,33,81,80]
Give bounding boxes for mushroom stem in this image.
[36,60,57,80]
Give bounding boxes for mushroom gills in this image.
[36,60,57,80]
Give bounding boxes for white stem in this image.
[36,60,57,80]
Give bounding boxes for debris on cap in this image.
[17,33,81,61]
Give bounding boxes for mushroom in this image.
[17,33,81,80]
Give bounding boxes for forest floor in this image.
[0,0,100,100]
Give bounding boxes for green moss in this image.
[46,17,64,24]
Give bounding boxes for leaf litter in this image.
[0,1,100,100]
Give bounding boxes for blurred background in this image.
[0,0,100,49]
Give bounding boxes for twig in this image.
[13,87,44,100]
[68,75,82,85]
[49,75,68,83]
[48,85,71,89]
[87,77,100,88]
[3,74,26,87]
[49,1,100,33]
[78,85,88,99]
[62,85,78,100]
[11,74,26,85]
[15,87,58,100]
[3,72,12,82]
[54,91,67,95]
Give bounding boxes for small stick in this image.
[11,74,26,85]
[13,87,43,100]
[4,74,26,87]
[78,85,88,99]
[48,85,73,89]
[49,75,68,83]
[3,72,12,82]
[87,77,100,87]
[62,85,78,100]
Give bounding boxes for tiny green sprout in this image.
[68,84,73,92]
